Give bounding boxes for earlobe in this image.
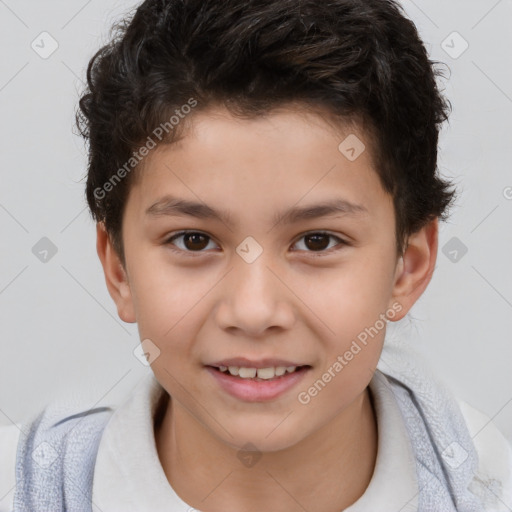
[388,218,438,322]
[96,222,136,323]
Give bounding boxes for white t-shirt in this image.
[1,370,511,511]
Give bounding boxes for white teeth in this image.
[256,367,275,379]
[220,365,301,379]
[228,366,239,376]
[238,367,257,378]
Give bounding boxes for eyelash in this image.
[163,230,349,257]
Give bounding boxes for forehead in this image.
[128,104,390,222]
[176,104,369,158]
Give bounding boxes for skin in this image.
[97,104,438,512]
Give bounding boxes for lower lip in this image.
[205,366,311,402]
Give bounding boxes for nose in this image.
[214,253,296,337]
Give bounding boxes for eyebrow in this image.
[145,195,368,227]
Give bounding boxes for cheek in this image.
[129,254,206,340]
[299,256,393,377]
[305,258,394,331]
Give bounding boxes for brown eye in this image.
[292,232,347,254]
[165,231,347,256]
[166,231,217,252]
[304,234,331,251]
[182,233,209,251]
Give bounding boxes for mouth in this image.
[205,364,312,402]
[207,364,311,381]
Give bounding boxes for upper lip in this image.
[207,357,310,369]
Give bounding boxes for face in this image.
[99,104,436,452]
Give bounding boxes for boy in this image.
[1,0,511,510]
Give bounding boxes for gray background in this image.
[0,0,511,443]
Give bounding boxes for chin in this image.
[216,422,308,454]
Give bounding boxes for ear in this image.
[96,222,136,323]
[388,217,438,321]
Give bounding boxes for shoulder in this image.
[18,401,115,465]
[0,402,114,512]
[458,399,512,511]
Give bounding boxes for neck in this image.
[155,387,378,512]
